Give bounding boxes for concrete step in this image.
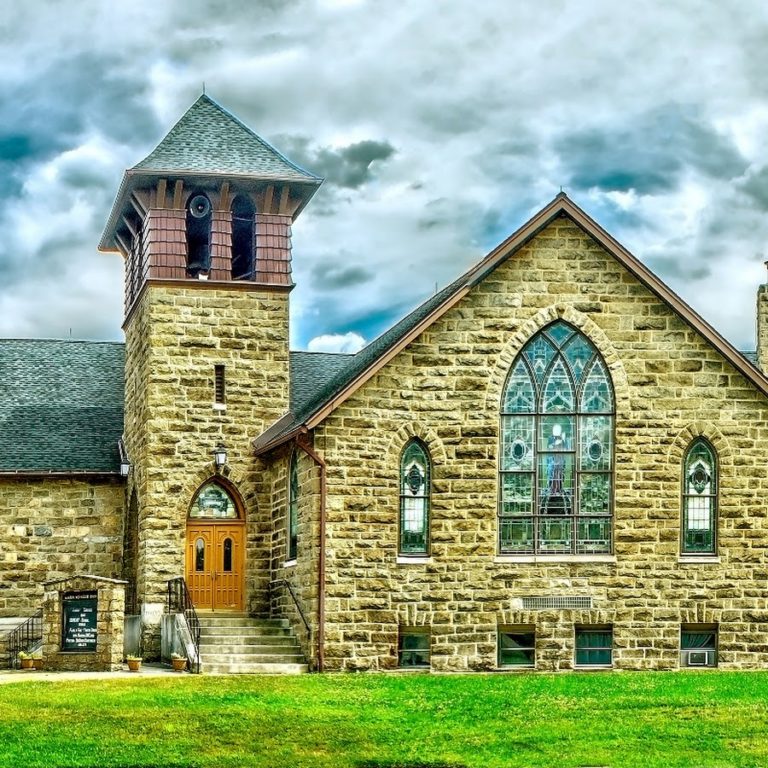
[201,662,308,675]
[194,614,308,674]
[200,651,305,664]
[199,625,293,638]
[197,617,289,628]
[199,641,301,655]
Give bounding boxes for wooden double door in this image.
[185,522,245,611]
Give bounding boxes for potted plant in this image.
[18,651,34,670]
[126,655,142,672]
[32,651,44,671]
[171,652,187,672]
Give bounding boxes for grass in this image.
[1,671,768,767]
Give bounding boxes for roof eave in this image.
[253,194,768,451]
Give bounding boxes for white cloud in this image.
[307,332,366,354]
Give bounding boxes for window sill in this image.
[494,555,617,564]
[212,403,227,412]
[574,665,613,671]
[678,556,720,564]
[283,559,297,568]
[396,556,432,565]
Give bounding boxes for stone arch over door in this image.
[185,477,246,612]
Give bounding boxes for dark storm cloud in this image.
[276,136,396,188]
[311,261,374,290]
[557,105,747,194]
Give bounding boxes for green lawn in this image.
[1,671,768,767]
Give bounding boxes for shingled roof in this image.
[99,95,322,252]
[133,95,321,182]
[254,194,768,455]
[0,340,125,473]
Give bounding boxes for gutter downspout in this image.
[296,430,326,672]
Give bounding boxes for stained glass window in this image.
[400,440,430,554]
[500,321,614,554]
[288,453,299,560]
[189,482,238,519]
[682,439,717,555]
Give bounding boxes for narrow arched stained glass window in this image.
[288,453,299,561]
[682,439,717,555]
[399,440,431,555]
[499,321,614,555]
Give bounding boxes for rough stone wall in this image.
[123,284,290,627]
[265,447,321,667]
[316,214,768,671]
[42,575,126,671]
[756,284,768,373]
[0,478,123,617]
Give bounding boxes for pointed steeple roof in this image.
[99,95,322,252]
[133,95,321,182]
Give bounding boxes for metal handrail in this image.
[166,577,201,674]
[276,579,312,640]
[7,609,43,669]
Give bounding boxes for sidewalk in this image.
[0,663,185,684]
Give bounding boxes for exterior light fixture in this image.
[213,444,227,470]
[118,437,131,478]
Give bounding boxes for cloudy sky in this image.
[1,1,767,352]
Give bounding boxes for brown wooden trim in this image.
[130,193,148,217]
[172,179,184,209]
[121,215,138,240]
[278,185,290,215]
[156,179,167,209]
[114,233,130,259]
[264,185,275,214]
[218,181,231,211]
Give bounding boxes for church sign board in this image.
[61,590,98,652]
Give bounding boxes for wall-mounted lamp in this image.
[118,437,131,478]
[213,444,227,470]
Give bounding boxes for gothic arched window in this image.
[399,440,431,555]
[499,321,614,554]
[682,439,717,555]
[288,452,299,561]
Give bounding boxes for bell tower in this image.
[99,96,321,649]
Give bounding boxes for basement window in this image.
[681,624,717,668]
[398,628,430,669]
[498,626,536,668]
[575,625,613,668]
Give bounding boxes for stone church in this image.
[1,94,767,672]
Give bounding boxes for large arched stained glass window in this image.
[499,321,614,554]
[399,440,431,555]
[682,439,717,555]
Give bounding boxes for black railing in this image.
[166,577,201,673]
[275,579,312,644]
[7,609,43,669]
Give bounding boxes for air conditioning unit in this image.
[682,649,715,667]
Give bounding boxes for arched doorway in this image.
[185,480,245,611]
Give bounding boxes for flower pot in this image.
[127,659,142,672]
[32,659,44,671]
[20,658,33,670]
[171,657,187,672]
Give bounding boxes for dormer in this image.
[98,95,322,317]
